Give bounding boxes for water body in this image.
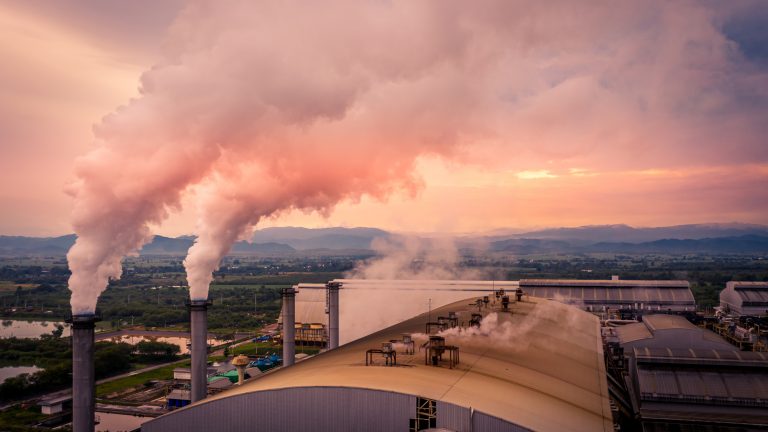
[0,320,70,338]
[106,335,226,355]
[0,365,42,383]
[95,412,151,432]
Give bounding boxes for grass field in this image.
[0,281,38,292]
[96,359,190,398]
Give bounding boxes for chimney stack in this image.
[69,314,99,432]
[326,282,341,350]
[187,300,211,402]
[281,287,296,367]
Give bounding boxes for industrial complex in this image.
[51,277,768,431]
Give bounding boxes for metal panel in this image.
[143,387,415,432]
[472,410,532,432]
[436,401,470,432]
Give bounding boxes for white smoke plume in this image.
[66,1,765,312]
[346,235,487,281]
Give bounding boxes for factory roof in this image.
[519,278,689,287]
[626,347,768,426]
[181,296,613,431]
[616,315,733,350]
[518,279,695,306]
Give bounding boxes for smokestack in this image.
[187,300,211,402]
[68,314,99,432]
[281,287,296,367]
[326,282,341,350]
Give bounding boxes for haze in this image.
[1,0,767,238]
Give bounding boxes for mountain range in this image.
[1,223,767,256]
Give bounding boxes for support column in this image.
[187,300,211,403]
[281,287,296,367]
[327,282,341,349]
[69,314,99,432]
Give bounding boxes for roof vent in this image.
[423,335,460,369]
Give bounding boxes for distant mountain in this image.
[587,235,768,254]
[2,224,767,257]
[502,223,768,243]
[489,234,768,254]
[0,234,76,255]
[0,235,295,256]
[250,227,391,250]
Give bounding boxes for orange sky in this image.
[1,1,767,237]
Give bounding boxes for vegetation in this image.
[96,359,190,397]
[0,335,181,402]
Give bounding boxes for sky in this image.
[1,1,767,237]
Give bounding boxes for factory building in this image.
[605,315,768,429]
[292,279,521,345]
[720,281,768,317]
[519,277,695,313]
[142,296,613,432]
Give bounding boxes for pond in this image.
[95,412,151,432]
[0,320,70,338]
[104,335,227,355]
[0,365,42,383]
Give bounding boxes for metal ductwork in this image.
[69,314,99,432]
[188,300,212,402]
[282,287,296,367]
[326,282,341,349]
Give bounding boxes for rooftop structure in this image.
[606,315,768,429]
[519,278,695,313]
[142,296,612,432]
[720,281,768,317]
[615,314,734,351]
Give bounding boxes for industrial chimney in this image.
[326,282,341,350]
[68,314,100,432]
[187,299,212,402]
[281,287,296,367]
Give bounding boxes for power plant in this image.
[57,276,767,431]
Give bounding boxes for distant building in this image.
[519,277,696,312]
[37,395,71,415]
[608,315,768,429]
[720,281,768,316]
[142,296,612,432]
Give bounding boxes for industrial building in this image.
[284,278,696,347]
[604,315,768,429]
[519,277,696,313]
[142,295,613,432]
[720,281,768,317]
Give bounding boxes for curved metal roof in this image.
[181,295,613,432]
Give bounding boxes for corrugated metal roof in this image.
[520,279,689,288]
[193,296,613,432]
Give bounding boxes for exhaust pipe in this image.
[281,288,296,367]
[327,282,341,349]
[69,314,99,432]
[187,300,211,402]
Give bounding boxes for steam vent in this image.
[68,314,100,432]
[142,297,612,431]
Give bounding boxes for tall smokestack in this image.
[69,314,99,432]
[281,287,296,367]
[187,300,211,402]
[326,282,341,349]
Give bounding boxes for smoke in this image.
[66,1,766,312]
[346,235,487,281]
[421,301,587,353]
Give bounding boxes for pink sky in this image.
[1,1,767,237]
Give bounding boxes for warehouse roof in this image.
[616,315,733,350]
[184,296,613,431]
